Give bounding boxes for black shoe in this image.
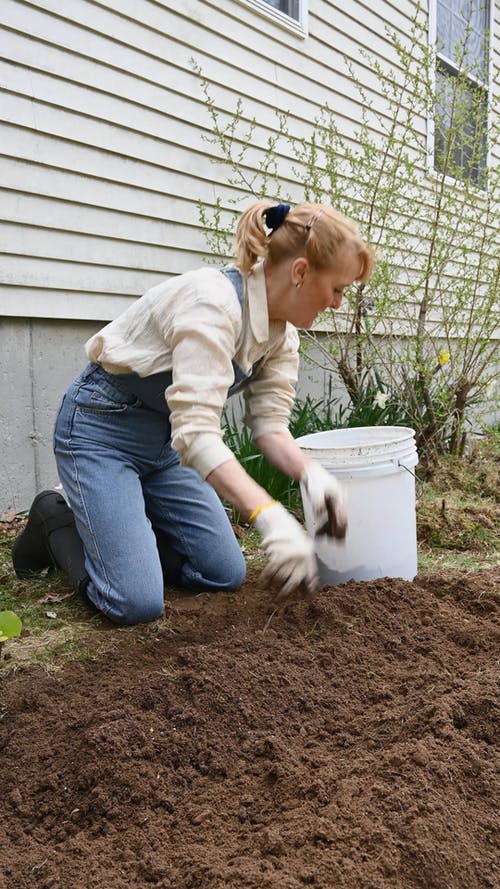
[12,491,75,579]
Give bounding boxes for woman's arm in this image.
[206,428,312,518]
[206,455,318,597]
[206,458,273,522]
[254,428,311,480]
[255,429,347,539]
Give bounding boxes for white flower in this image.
[373,390,389,409]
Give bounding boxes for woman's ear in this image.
[291,256,308,287]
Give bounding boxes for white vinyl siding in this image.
[0,0,498,323]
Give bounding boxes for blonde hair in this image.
[235,199,374,280]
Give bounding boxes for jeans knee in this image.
[225,555,246,590]
[209,545,246,590]
[185,548,246,592]
[113,598,164,626]
[87,581,164,626]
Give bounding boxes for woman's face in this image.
[285,248,363,329]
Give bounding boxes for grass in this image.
[417,549,497,574]
[0,429,498,671]
[0,527,133,672]
[415,429,499,573]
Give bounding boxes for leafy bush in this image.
[194,0,499,466]
[224,386,412,517]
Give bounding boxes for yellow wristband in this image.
[248,500,277,524]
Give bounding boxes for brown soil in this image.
[1,566,499,889]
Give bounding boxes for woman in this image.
[13,201,373,624]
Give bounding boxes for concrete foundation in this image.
[0,318,101,512]
[2,318,497,514]
[0,318,332,513]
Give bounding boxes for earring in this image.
[295,280,302,289]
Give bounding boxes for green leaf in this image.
[0,611,23,640]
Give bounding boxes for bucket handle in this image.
[398,460,424,500]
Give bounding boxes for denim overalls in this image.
[53,267,254,624]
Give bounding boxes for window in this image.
[264,0,300,18]
[240,0,307,35]
[432,1,492,186]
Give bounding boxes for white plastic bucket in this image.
[296,426,419,585]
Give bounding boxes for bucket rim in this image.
[306,451,419,477]
[296,426,417,450]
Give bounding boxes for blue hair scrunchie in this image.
[263,203,291,232]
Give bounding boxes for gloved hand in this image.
[300,463,348,539]
[253,501,318,600]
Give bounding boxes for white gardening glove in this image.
[300,463,348,539]
[253,501,319,600]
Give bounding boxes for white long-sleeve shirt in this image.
[85,261,300,479]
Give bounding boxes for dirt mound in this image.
[1,567,499,889]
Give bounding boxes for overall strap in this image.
[221,265,244,308]
[103,266,253,412]
[221,266,264,397]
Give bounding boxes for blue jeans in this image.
[53,364,246,624]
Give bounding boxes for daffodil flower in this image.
[437,349,451,367]
[373,390,389,409]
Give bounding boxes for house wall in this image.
[1,0,422,322]
[0,0,498,511]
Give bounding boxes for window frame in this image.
[236,0,308,37]
[427,0,495,187]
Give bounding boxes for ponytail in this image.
[234,200,276,274]
[234,200,373,282]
